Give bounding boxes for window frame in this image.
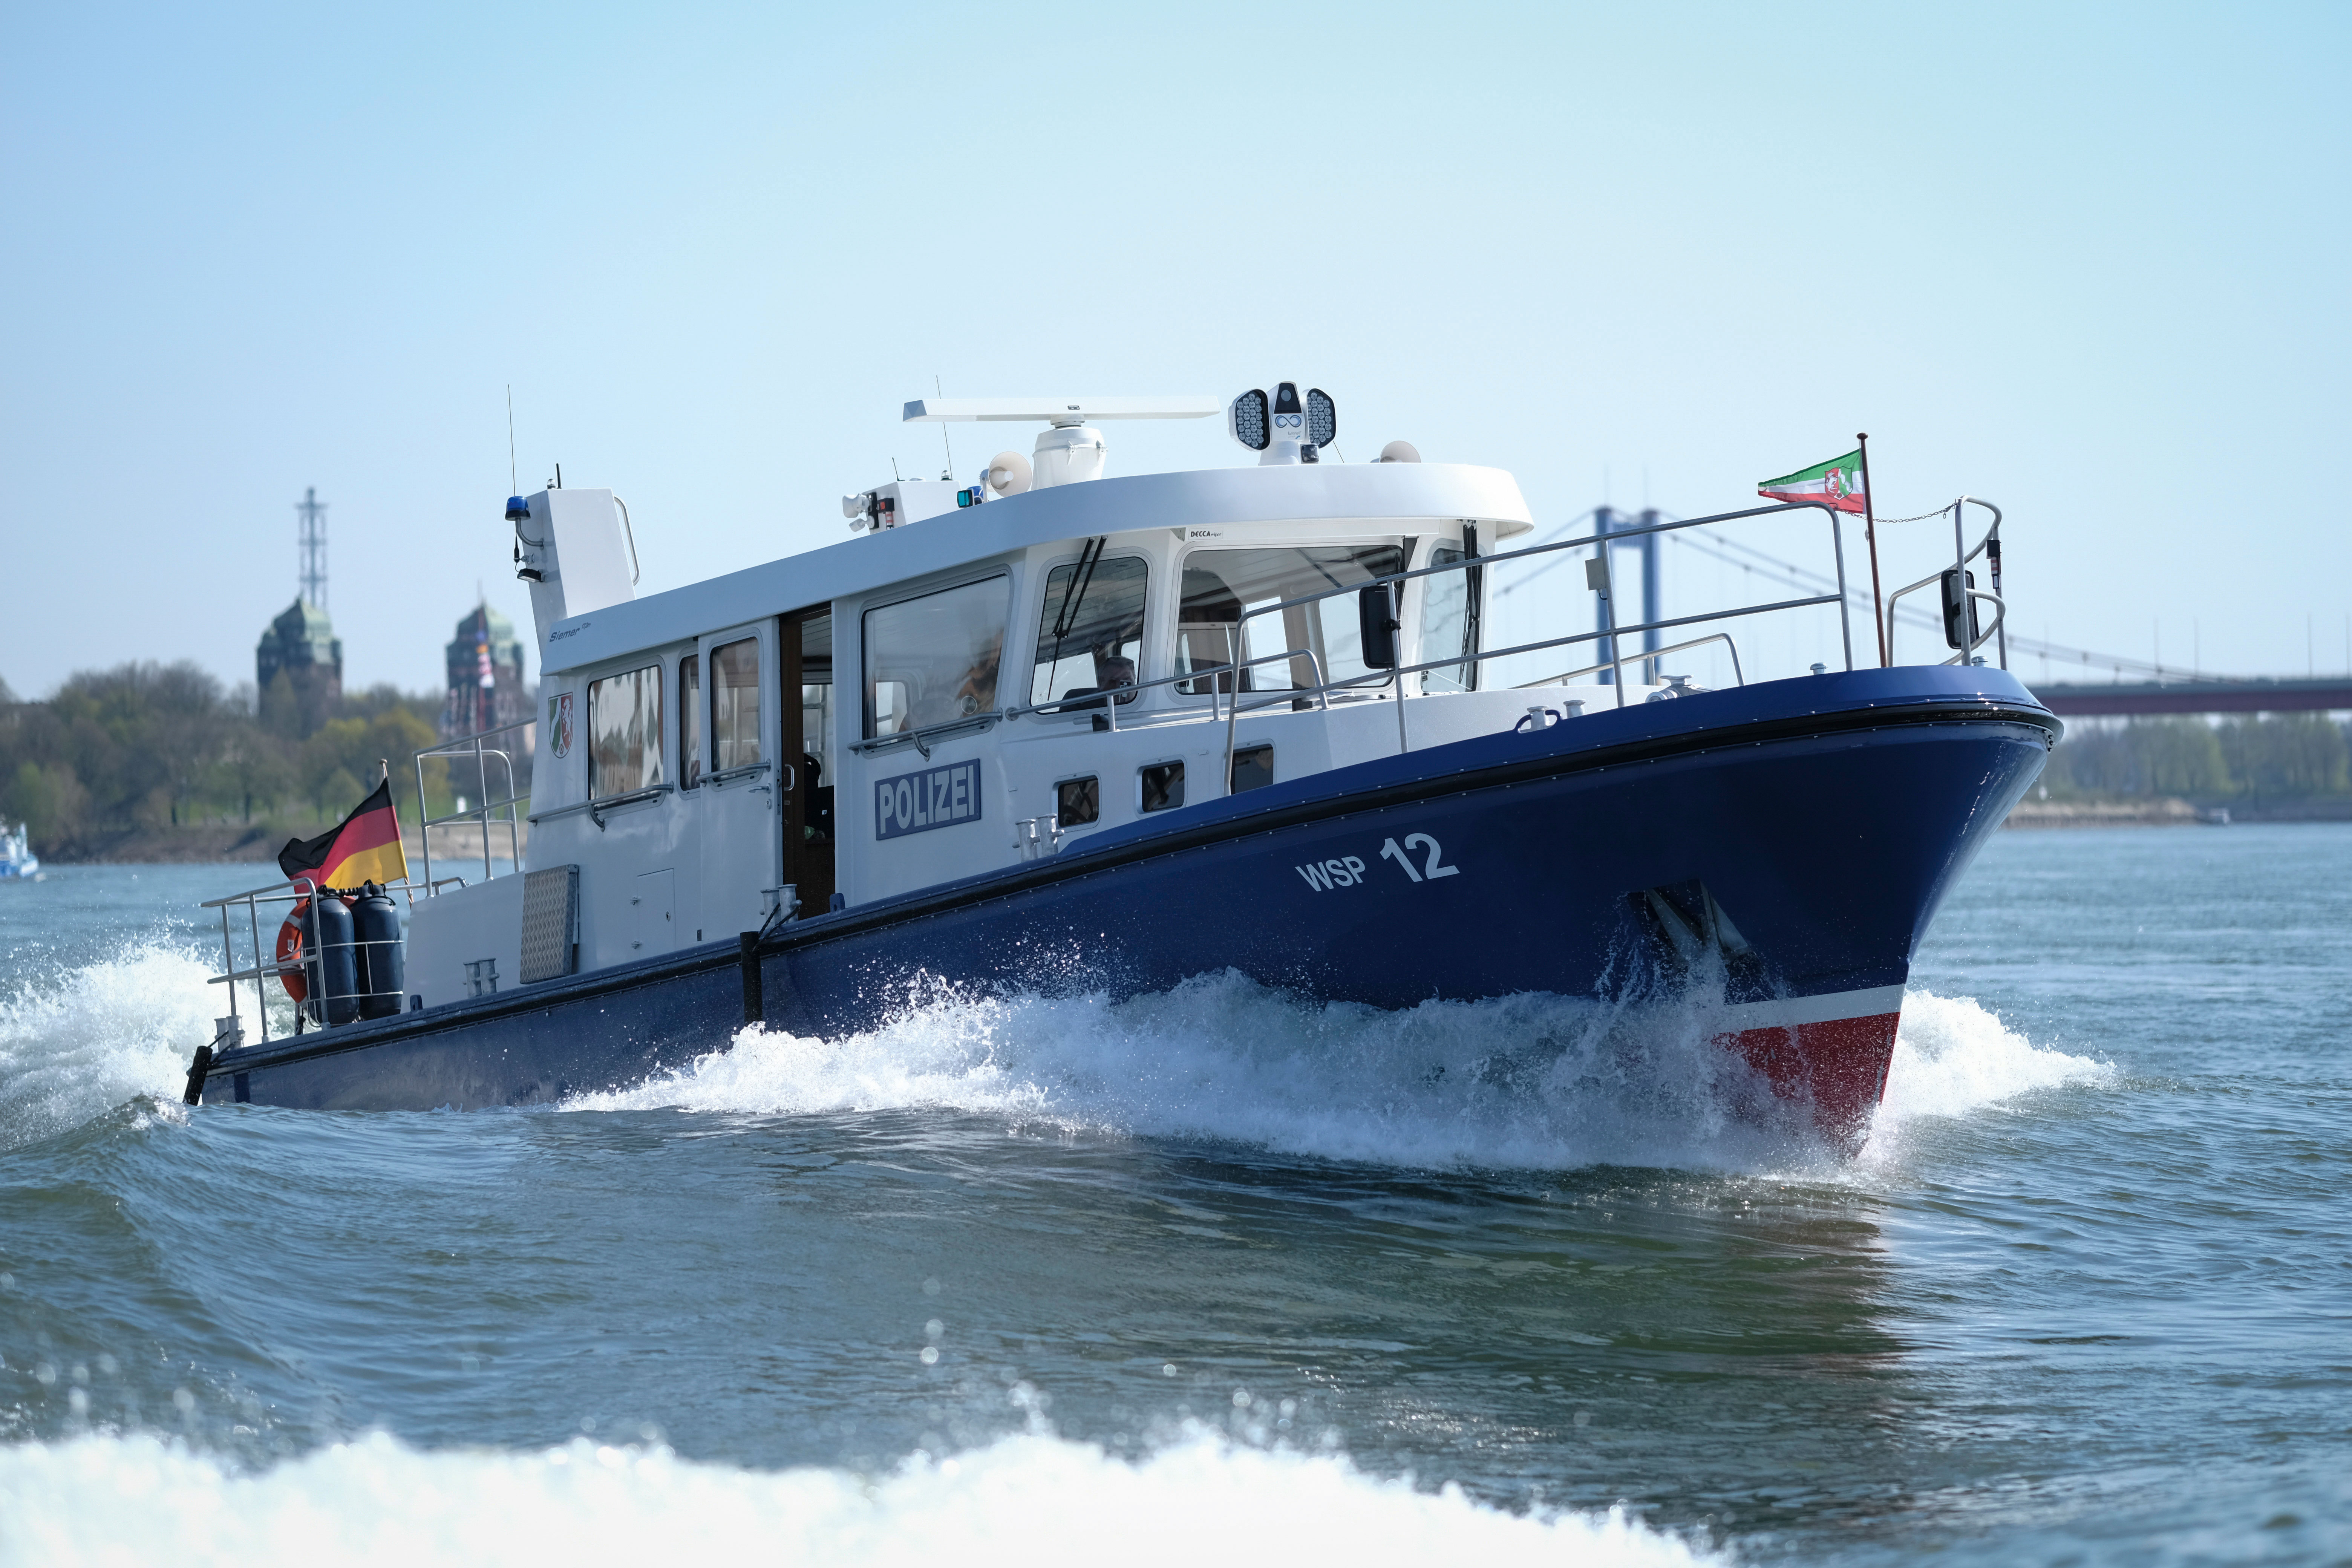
[1173,541,1410,702]
[1054,774,1100,827]
[585,661,666,799]
[1138,758,1185,813]
[678,652,702,790]
[859,571,1014,741]
[1028,550,1150,710]
[708,634,764,776]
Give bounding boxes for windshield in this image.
[1176,544,1406,696]
[1031,554,1147,707]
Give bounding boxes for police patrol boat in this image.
[186,386,2055,1147]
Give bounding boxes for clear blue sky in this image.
[4,1,2346,699]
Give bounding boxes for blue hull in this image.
[198,668,2055,1136]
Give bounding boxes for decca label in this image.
[874,759,983,839]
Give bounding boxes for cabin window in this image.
[1176,545,1407,698]
[863,576,1011,738]
[1031,555,1147,708]
[1139,760,1185,812]
[678,654,702,789]
[712,637,762,772]
[1230,744,1274,793]
[1421,546,1476,694]
[1056,775,1099,826]
[587,664,664,797]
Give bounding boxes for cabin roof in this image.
[540,461,1535,675]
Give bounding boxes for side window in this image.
[1140,760,1185,813]
[587,664,663,797]
[862,576,1011,738]
[1055,775,1099,826]
[712,637,761,772]
[679,654,702,789]
[1421,547,1474,694]
[1031,556,1147,707]
[1229,744,1274,793]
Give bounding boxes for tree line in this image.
[2047,713,2351,801]
[0,663,499,856]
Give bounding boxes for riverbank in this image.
[2005,795,2352,827]
[33,822,529,867]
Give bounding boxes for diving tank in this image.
[351,881,405,1020]
[306,893,361,1027]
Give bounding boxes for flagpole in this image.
[1856,431,1886,667]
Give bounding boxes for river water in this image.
[0,827,2345,1565]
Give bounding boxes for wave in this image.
[0,941,216,1152]
[1870,989,2114,1130]
[0,1427,1716,1567]
[574,969,2110,1174]
[0,936,2115,1174]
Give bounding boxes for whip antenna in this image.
[936,375,954,478]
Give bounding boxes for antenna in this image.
[506,386,518,494]
[295,487,328,609]
[936,375,954,478]
[903,396,1220,490]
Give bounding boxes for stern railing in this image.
[413,716,534,888]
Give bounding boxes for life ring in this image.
[276,900,309,1004]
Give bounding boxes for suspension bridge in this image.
[1493,505,2350,718]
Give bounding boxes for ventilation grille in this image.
[518,865,579,983]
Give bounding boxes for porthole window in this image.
[1229,744,1274,794]
[1056,775,1099,826]
[1139,761,1185,813]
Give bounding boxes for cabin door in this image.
[780,606,836,914]
[695,620,784,939]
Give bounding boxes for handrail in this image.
[849,712,1003,759]
[1516,631,1749,691]
[613,494,642,585]
[1883,497,2006,668]
[529,782,671,828]
[414,716,536,889]
[201,874,435,1045]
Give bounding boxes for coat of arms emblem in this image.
[547,692,575,759]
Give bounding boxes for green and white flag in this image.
[1758,450,1867,514]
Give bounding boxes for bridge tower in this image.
[1594,507,1663,684]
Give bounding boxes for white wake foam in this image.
[1860,988,2114,1159]
[1879,989,2112,1121]
[573,970,1833,1173]
[0,942,216,1150]
[0,1429,1716,1567]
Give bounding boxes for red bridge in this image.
[2026,678,2352,717]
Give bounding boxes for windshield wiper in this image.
[1047,536,1107,678]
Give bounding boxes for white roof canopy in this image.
[539,462,1534,676]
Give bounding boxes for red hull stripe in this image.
[1720,1010,1902,1143]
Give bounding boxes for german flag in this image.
[277,776,409,890]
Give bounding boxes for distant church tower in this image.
[441,599,530,740]
[256,487,344,737]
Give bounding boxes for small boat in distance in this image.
[0,820,39,882]
[187,386,2054,1150]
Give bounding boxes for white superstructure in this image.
[404,389,1654,1008]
